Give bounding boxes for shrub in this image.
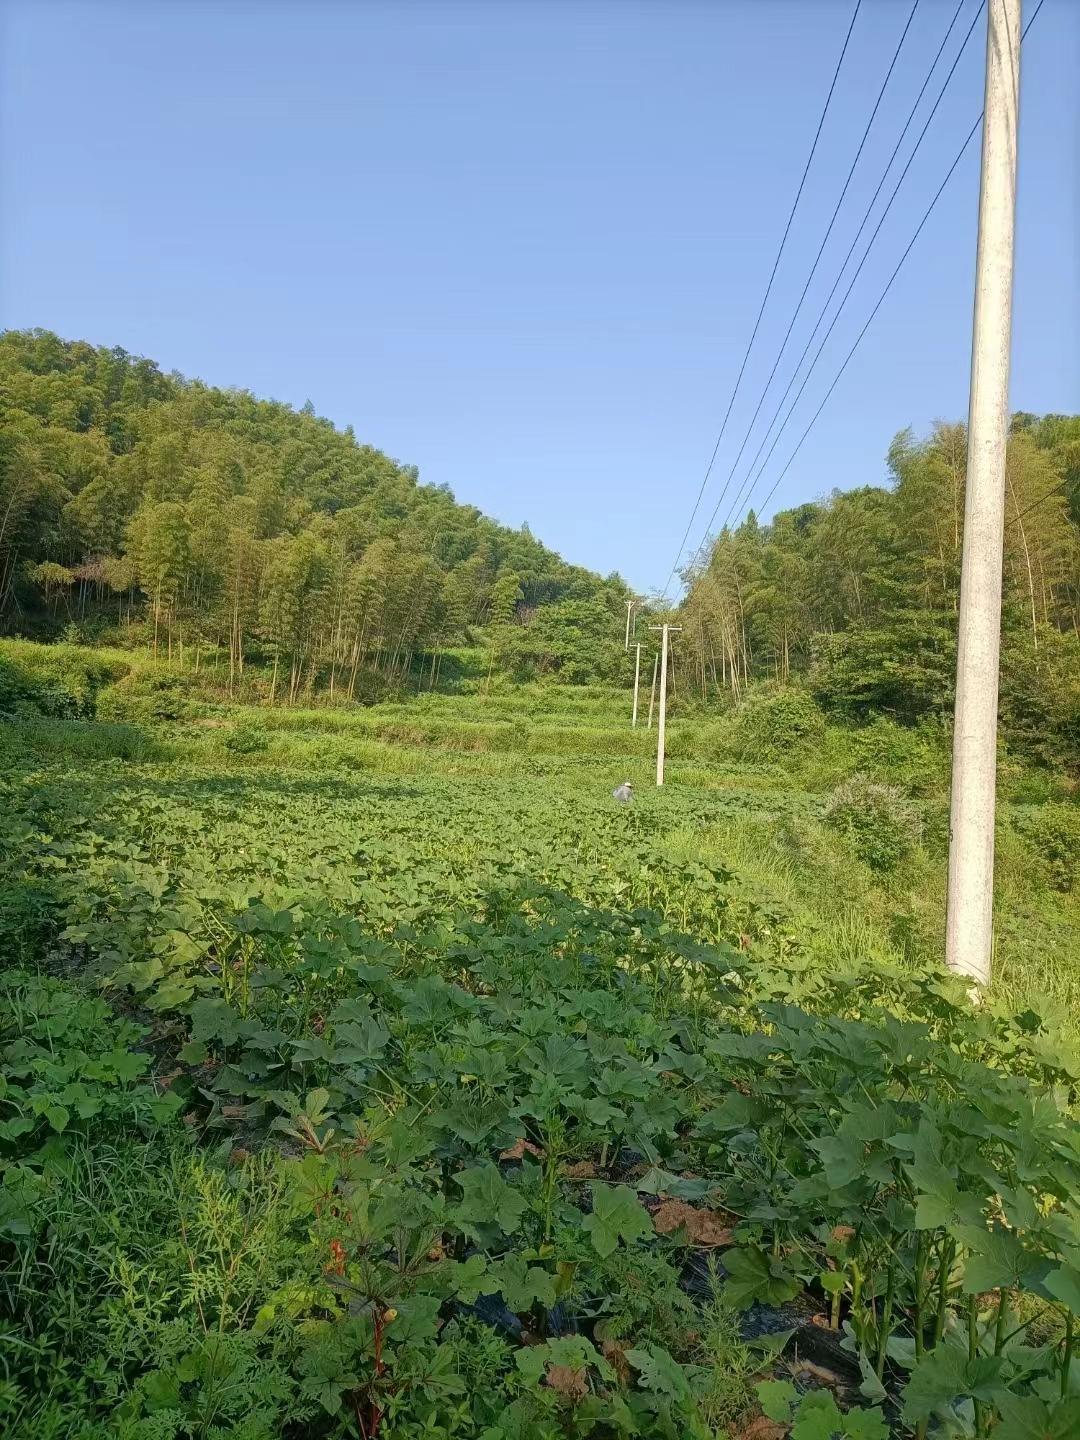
[0,642,128,720]
[0,655,42,715]
[1005,768,1067,805]
[726,686,825,762]
[495,600,626,685]
[95,663,202,721]
[0,654,90,719]
[823,773,922,872]
[812,716,950,796]
[998,626,1080,771]
[810,614,956,723]
[7,717,159,764]
[1014,802,1080,892]
[224,725,270,755]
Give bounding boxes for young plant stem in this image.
[934,1239,955,1345]
[1063,1311,1074,1400]
[850,1262,865,1349]
[875,1262,897,1380]
[914,1233,928,1361]
[994,1290,1009,1356]
[541,1151,558,1246]
[969,1294,986,1438]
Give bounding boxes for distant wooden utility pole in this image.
[946,0,1022,989]
[649,624,681,786]
[631,642,642,727]
[647,653,659,729]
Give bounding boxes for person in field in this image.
[612,781,633,803]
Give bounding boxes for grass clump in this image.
[1013,801,1080,893]
[823,772,923,873]
[720,685,827,764]
[0,641,128,720]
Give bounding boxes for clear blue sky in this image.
[1,0,1076,594]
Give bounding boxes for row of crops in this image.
[1,711,1080,1437]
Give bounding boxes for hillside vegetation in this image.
[0,330,629,695]
[677,413,1080,773]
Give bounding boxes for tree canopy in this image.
[0,329,630,691]
[678,415,1080,766]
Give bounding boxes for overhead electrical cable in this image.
[706,0,986,545]
[722,0,1046,538]
[747,123,984,523]
[676,0,921,575]
[712,0,981,542]
[658,0,863,600]
[1011,476,1075,525]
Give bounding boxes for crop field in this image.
[2,653,1080,1438]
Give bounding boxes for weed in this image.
[823,773,923,873]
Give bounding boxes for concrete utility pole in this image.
[649,625,682,786]
[647,653,659,729]
[624,598,637,651]
[631,642,642,727]
[946,0,1022,989]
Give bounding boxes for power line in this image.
[711,0,971,544]
[677,0,921,578]
[707,0,984,548]
[727,0,1045,536]
[748,119,983,523]
[1011,476,1074,525]
[659,0,862,600]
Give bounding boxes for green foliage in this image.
[223,724,270,755]
[757,1381,887,1438]
[827,716,949,796]
[1014,801,1080,893]
[582,1184,652,1258]
[495,598,628,685]
[726,685,826,761]
[810,615,957,724]
[0,640,126,718]
[0,330,631,694]
[721,1245,801,1310]
[998,624,1080,770]
[823,773,923,872]
[0,972,183,1185]
[680,418,1080,771]
[2,640,1079,1436]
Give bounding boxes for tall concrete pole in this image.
[650,625,681,786]
[647,653,659,729]
[631,642,642,727]
[624,599,636,650]
[946,0,1022,988]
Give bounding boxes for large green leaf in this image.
[581,1183,652,1258]
[453,1164,526,1236]
[991,1395,1080,1440]
[722,1245,801,1310]
[623,1345,691,1403]
[902,1346,1004,1423]
[485,1254,556,1313]
[960,1225,1038,1293]
[1043,1262,1080,1315]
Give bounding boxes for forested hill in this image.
[678,414,1080,768]
[0,329,628,691]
